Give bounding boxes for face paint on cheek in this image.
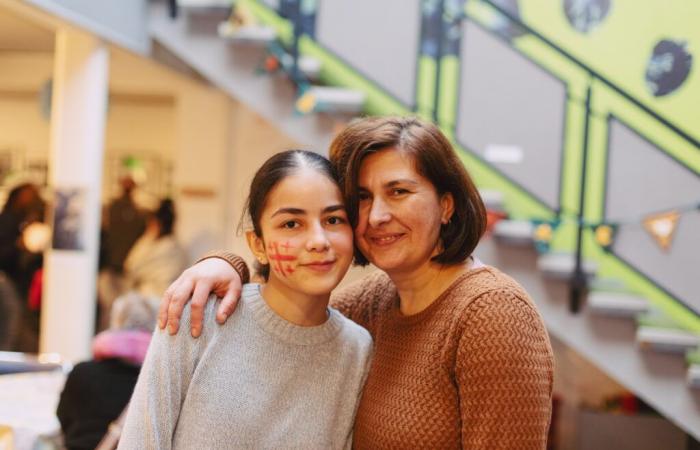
[268,241,297,277]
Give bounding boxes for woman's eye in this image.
[358,192,371,201]
[282,220,299,229]
[391,188,409,196]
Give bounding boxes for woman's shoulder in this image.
[445,265,543,328]
[449,266,533,305]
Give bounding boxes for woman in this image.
[123,198,187,298]
[119,150,372,449]
[161,117,554,449]
[98,198,187,330]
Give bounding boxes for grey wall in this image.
[606,119,700,313]
[316,0,421,107]
[456,20,566,210]
[27,0,149,54]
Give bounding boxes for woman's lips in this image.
[367,233,405,247]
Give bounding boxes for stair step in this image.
[306,86,365,113]
[636,326,700,354]
[479,189,505,211]
[218,22,277,44]
[588,291,649,318]
[537,252,597,280]
[493,219,533,245]
[178,0,231,8]
[688,365,700,389]
[294,56,322,80]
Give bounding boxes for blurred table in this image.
[0,370,66,450]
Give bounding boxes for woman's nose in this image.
[367,198,391,227]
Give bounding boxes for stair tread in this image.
[637,326,700,354]
[537,252,597,278]
[687,364,700,388]
[218,23,277,43]
[588,291,649,317]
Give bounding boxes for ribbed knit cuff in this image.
[196,251,250,285]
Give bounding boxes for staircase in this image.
[146,0,700,440]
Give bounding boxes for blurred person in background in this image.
[102,175,146,274]
[123,198,187,298]
[0,183,44,296]
[57,292,158,450]
[0,273,21,350]
[0,182,46,351]
[98,199,187,330]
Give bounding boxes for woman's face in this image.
[247,168,354,298]
[355,148,453,277]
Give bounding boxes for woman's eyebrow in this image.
[271,207,306,217]
[386,179,419,187]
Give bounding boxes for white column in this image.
[40,28,109,362]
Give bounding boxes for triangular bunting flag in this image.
[642,210,680,251]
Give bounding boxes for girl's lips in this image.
[302,260,336,272]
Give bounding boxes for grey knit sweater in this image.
[118,284,373,450]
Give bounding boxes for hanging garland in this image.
[526,202,698,254]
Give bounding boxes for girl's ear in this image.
[245,230,268,264]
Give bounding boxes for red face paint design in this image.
[268,241,296,277]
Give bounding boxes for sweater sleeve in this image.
[118,298,216,450]
[455,290,553,449]
[329,271,393,332]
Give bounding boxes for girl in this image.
[119,150,373,449]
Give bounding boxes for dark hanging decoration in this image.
[645,39,693,97]
[490,0,527,41]
[563,0,611,33]
[419,0,467,58]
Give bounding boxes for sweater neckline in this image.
[388,266,492,325]
[243,284,344,345]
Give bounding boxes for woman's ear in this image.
[440,192,455,224]
[245,230,268,264]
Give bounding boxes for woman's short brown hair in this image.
[329,116,486,266]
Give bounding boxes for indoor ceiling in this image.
[0,5,54,52]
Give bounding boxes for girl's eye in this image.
[358,191,371,201]
[282,220,299,229]
[326,216,346,225]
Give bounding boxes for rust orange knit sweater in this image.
[330,266,554,449]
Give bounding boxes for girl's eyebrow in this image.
[271,207,305,217]
[324,204,345,213]
[271,204,345,217]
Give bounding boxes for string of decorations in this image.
[488,201,700,254]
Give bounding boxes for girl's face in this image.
[354,148,453,278]
[247,168,354,299]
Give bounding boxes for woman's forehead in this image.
[358,149,424,183]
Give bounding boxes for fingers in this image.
[216,284,242,324]
[158,285,174,329]
[166,276,195,335]
[189,281,214,337]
